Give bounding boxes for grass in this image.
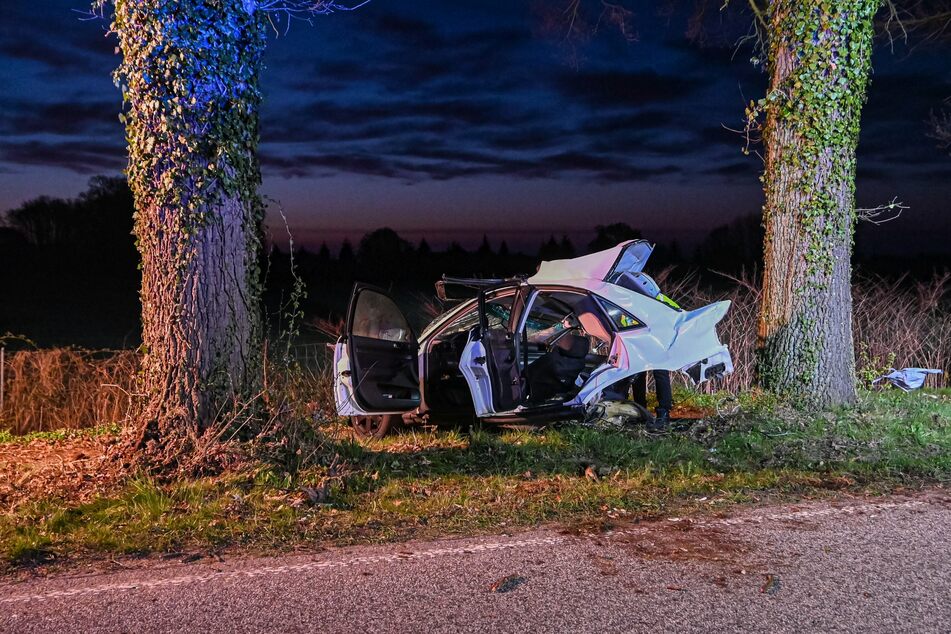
[0,423,121,445]
[1,388,949,570]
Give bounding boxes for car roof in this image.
[527,240,649,285]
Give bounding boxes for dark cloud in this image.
[554,70,704,107]
[0,38,96,72]
[0,139,124,174]
[481,127,565,151]
[1,0,949,222]
[0,98,119,136]
[371,14,443,47]
[263,138,682,184]
[262,152,402,179]
[701,160,759,180]
[580,110,675,135]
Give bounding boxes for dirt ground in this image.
[0,437,117,512]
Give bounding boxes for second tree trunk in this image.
[756,1,878,406]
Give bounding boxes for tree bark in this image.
[756,1,877,406]
[113,0,267,452]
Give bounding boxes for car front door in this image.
[334,284,419,416]
[459,284,532,416]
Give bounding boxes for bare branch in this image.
[879,1,951,50]
[856,197,909,225]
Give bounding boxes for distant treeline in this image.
[0,176,944,348]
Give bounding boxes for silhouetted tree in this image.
[588,223,641,252]
[538,235,562,261]
[339,239,355,268]
[559,235,576,259]
[6,197,75,248]
[417,238,432,257]
[477,234,493,257]
[357,228,414,284]
[694,214,762,274]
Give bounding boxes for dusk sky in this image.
[1,0,949,254]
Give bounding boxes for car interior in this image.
[423,293,516,413]
[422,289,612,414]
[519,291,611,404]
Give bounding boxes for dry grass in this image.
[0,349,138,435]
[661,271,951,394]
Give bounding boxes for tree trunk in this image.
[113,0,267,452]
[756,1,877,406]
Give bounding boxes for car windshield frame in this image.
[419,285,519,341]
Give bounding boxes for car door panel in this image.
[459,285,531,416]
[459,333,493,416]
[334,284,419,415]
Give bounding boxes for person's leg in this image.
[602,377,632,401]
[653,370,672,412]
[632,372,647,407]
[648,370,672,431]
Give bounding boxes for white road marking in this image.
[0,499,929,605]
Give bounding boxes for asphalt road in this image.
[2,492,949,633]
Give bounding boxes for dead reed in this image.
[0,349,138,435]
[668,271,951,393]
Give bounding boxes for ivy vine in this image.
[101,0,268,267]
[750,1,879,392]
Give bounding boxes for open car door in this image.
[334,284,419,416]
[459,284,532,417]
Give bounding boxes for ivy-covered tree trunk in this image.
[111,0,267,452]
[756,1,877,406]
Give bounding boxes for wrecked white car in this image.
[334,240,733,438]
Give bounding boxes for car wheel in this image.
[351,414,399,439]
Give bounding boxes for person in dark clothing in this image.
[601,369,671,430]
[612,268,680,431]
[633,370,672,430]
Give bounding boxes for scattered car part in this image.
[872,368,942,391]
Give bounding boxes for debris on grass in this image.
[489,574,527,593]
[761,573,782,595]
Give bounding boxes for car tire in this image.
[351,414,399,439]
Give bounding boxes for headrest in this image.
[555,334,589,359]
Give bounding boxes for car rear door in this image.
[460,284,532,416]
[334,284,419,416]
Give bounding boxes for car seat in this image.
[525,333,589,402]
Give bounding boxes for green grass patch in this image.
[0,423,121,445]
[2,389,949,569]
